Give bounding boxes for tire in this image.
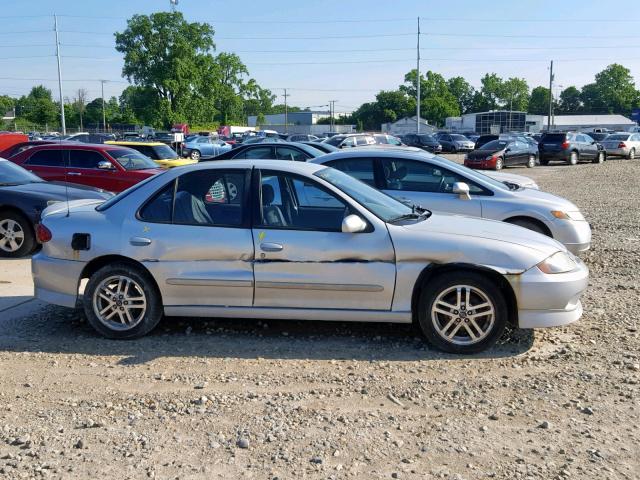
[494,157,504,170]
[0,211,35,258]
[593,151,604,164]
[83,263,163,339]
[526,155,536,168]
[190,149,201,161]
[417,271,508,354]
[568,151,579,165]
[506,218,549,236]
[628,148,635,160]
[540,158,549,166]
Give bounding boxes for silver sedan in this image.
[599,132,640,159]
[32,160,588,354]
[310,148,590,254]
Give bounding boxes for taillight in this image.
[561,141,570,149]
[36,224,52,243]
[618,142,627,149]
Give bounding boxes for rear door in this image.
[378,157,483,216]
[251,168,396,310]
[22,149,67,182]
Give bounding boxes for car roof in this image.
[21,143,131,152]
[174,159,325,175]
[309,146,433,163]
[106,141,166,147]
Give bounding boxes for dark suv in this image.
[538,132,605,165]
[400,133,442,153]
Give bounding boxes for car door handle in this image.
[67,172,82,176]
[130,237,152,246]
[260,242,283,252]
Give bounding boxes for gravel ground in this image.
[0,158,638,480]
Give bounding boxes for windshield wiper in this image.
[502,181,520,191]
[389,204,432,223]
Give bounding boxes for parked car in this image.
[435,133,475,153]
[240,137,288,146]
[598,132,640,159]
[182,136,232,160]
[0,159,111,257]
[33,159,588,354]
[299,141,339,154]
[589,132,610,142]
[464,138,537,170]
[105,141,196,168]
[323,134,376,149]
[9,144,164,193]
[66,133,117,144]
[401,133,443,153]
[474,135,499,149]
[538,132,605,165]
[210,142,324,161]
[310,148,591,254]
[286,134,319,142]
[0,140,59,159]
[374,134,404,146]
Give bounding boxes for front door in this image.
[252,169,396,310]
[378,158,483,217]
[66,149,119,191]
[125,168,255,307]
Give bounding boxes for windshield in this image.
[418,134,435,142]
[108,149,159,170]
[0,160,42,185]
[315,167,414,222]
[151,144,179,160]
[481,140,509,150]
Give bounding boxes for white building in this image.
[542,114,636,132]
[381,116,435,135]
[247,111,354,135]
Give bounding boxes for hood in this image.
[2,181,111,200]
[388,212,565,272]
[509,186,579,211]
[468,148,502,159]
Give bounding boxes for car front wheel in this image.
[495,157,504,170]
[628,148,635,160]
[83,263,163,339]
[190,150,201,161]
[526,155,536,168]
[417,271,508,354]
[0,211,35,258]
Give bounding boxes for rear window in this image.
[451,134,468,141]
[606,134,629,141]
[108,149,159,170]
[540,133,567,143]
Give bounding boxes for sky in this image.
[3,0,640,115]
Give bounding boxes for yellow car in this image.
[105,141,197,168]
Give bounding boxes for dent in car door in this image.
[378,158,482,217]
[125,168,255,307]
[252,169,396,310]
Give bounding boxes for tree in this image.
[447,76,475,114]
[401,69,459,125]
[500,77,529,111]
[351,89,413,131]
[477,73,504,111]
[528,86,551,115]
[581,64,640,115]
[0,95,14,118]
[16,85,58,128]
[75,88,88,130]
[557,86,582,114]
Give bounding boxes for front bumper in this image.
[31,253,85,308]
[464,158,496,170]
[508,257,589,329]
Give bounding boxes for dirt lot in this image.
[0,158,638,480]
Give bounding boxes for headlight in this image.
[485,155,494,161]
[551,210,585,221]
[537,251,577,274]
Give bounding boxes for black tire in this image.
[540,158,549,166]
[0,210,36,258]
[417,271,508,354]
[593,151,604,164]
[628,148,635,160]
[506,217,549,236]
[83,263,163,339]
[190,149,201,161]
[526,155,536,168]
[494,157,504,170]
[568,151,579,165]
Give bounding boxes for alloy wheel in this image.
[0,219,25,253]
[495,158,503,170]
[190,150,201,160]
[630,149,635,160]
[92,275,148,331]
[431,285,495,346]
[527,155,535,168]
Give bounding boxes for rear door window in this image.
[236,147,273,159]
[25,149,65,167]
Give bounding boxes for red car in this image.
[9,144,164,193]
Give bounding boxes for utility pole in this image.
[54,14,66,135]
[283,88,289,134]
[416,16,421,134]
[547,60,554,132]
[509,91,514,132]
[100,80,107,132]
[329,100,338,131]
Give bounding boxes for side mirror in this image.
[342,214,367,233]
[97,161,115,170]
[453,182,471,200]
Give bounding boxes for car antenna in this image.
[60,137,70,217]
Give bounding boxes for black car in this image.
[299,141,339,153]
[400,133,442,153]
[209,142,325,161]
[464,138,537,170]
[0,160,112,257]
[538,132,605,165]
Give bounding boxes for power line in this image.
[0,30,51,36]
[425,32,640,39]
[216,33,414,40]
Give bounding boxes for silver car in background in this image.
[32,160,588,354]
[310,148,590,254]
[599,132,640,159]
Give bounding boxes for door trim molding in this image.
[166,278,254,287]
[255,281,384,292]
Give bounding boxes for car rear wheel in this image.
[526,155,536,168]
[83,263,163,339]
[593,151,605,164]
[495,157,504,170]
[568,151,579,165]
[0,212,35,258]
[418,271,507,354]
[190,149,201,161]
[628,148,635,160]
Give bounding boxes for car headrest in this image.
[262,184,275,205]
